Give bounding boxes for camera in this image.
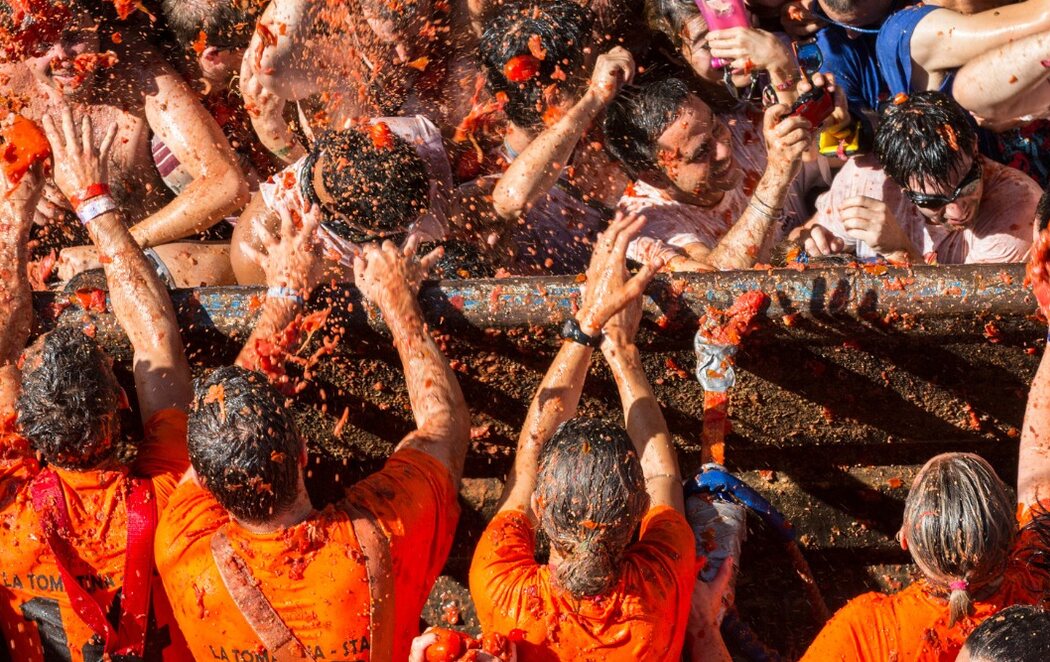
[787,87,834,127]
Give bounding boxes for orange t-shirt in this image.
[155,448,460,662]
[800,504,1050,662]
[469,506,696,662]
[0,409,193,662]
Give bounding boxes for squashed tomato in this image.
[1,115,50,186]
[503,54,540,83]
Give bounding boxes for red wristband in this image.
[70,183,110,210]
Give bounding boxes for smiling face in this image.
[23,8,100,97]
[653,94,739,206]
[677,13,754,88]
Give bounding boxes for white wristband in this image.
[76,195,118,225]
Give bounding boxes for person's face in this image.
[197,46,244,90]
[653,94,738,205]
[904,155,984,230]
[678,14,753,88]
[24,10,101,96]
[955,645,973,662]
[818,0,892,38]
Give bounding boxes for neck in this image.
[235,488,314,534]
[505,123,533,157]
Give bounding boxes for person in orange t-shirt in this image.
[801,207,1050,662]
[155,207,471,662]
[469,212,728,662]
[0,109,194,661]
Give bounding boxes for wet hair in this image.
[479,0,594,130]
[302,127,429,240]
[901,453,1015,627]
[1036,187,1050,232]
[16,326,122,470]
[604,75,692,178]
[534,417,649,597]
[188,366,302,524]
[645,0,699,49]
[161,0,263,50]
[963,605,1050,662]
[874,91,978,192]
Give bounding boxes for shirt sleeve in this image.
[806,163,861,253]
[799,592,893,662]
[154,480,229,577]
[875,5,945,95]
[469,510,540,624]
[344,448,460,603]
[0,411,36,491]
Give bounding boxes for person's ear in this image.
[530,492,541,519]
[299,439,308,468]
[117,385,130,411]
[200,46,222,63]
[897,527,908,551]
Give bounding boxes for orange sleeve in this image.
[344,448,461,659]
[624,506,696,637]
[132,409,189,508]
[799,593,894,662]
[154,480,228,580]
[468,510,539,629]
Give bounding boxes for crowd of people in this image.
[2,0,1050,659]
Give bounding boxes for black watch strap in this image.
[561,317,602,348]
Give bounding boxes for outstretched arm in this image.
[952,30,1050,128]
[354,241,471,483]
[601,292,683,513]
[43,109,192,422]
[492,47,634,220]
[910,0,1050,75]
[1019,230,1050,506]
[0,164,43,411]
[132,53,249,247]
[497,212,663,512]
[235,199,326,371]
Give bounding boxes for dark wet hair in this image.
[479,0,594,130]
[963,605,1050,662]
[875,91,978,192]
[1036,187,1050,232]
[902,453,1015,627]
[188,366,302,524]
[604,75,692,178]
[161,0,263,50]
[302,127,429,240]
[535,417,649,597]
[645,0,699,49]
[16,326,122,470]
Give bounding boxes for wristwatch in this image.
[561,317,602,348]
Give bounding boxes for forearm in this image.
[235,296,303,371]
[499,339,593,509]
[383,295,470,476]
[603,341,684,510]
[1018,344,1050,505]
[766,41,801,106]
[87,213,183,352]
[0,211,32,368]
[688,629,733,662]
[492,91,604,219]
[249,105,307,165]
[953,31,1050,123]
[917,1,1050,72]
[129,165,249,247]
[705,169,791,270]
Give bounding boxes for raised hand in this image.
[587,46,636,106]
[352,238,443,309]
[577,210,663,336]
[40,107,116,205]
[241,197,326,298]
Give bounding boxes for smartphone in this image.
[695,0,749,68]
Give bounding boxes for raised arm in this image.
[703,103,810,270]
[1019,228,1050,506]
[497,212,663,512]
[910,0,1050,75]
[952,30,1050,128]
[353,241,471,483]
[131,53,249,248]
[235,199,325,372]
[43,109,192,421]
[601,288,683,513]
[0,164,43,411]
[492,47,634,220]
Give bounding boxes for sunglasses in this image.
[812,5,881,35]
[902,159,982,210]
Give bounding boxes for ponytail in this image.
[554,542,620,598]
[947,579,973,627]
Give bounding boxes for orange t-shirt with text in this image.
[469,506,696,662]
[800,504,1050,662]
[155,448,460,662]
[0,409,193,662]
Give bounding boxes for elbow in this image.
[212,163,252,218]
[491,184,525,221]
